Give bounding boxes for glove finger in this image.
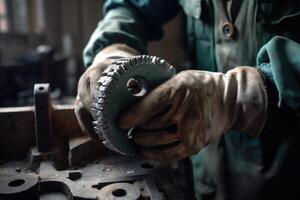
[118,81,172,129]
[142,143,187,161]
[138,88,192,130]
[74,99,98,139]
[133,129,179,147]
[137,104,175,130]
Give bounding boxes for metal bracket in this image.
[30,83,55,170]
[34,83,53,153]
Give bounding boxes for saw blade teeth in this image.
[97,79,103,85]
[96,91,107,98]
[114,59,127,65]
[102,136,119,151]
[169,66,176,74]
[94,129,103,136]
[92,121,98,126]
[129,57,136,67]
[91,103,98,109]
[90,109,98,119]
[96,110,106,117]
[98,79,111,87]
[97,119,109,128]
[116,65,126,75]
[94,125,101,131]
[138,56,144,64]
[98,98,105,104]
[141,55,147,61]
[156,57,162,65]
[110,71,121,80]
[160,59,166,66]
[128,58,133,66]
[95,106,103,111]
[99,85,108,92]
[102,66,113,75]
[151,56,157,64]
[97,97,105,104]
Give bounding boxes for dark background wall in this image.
[0,0,188,106]
[44,0,188,67]
[0,0,188,66]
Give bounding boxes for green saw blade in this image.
[91,55,176,156]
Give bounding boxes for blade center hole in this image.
[127,76,147,97]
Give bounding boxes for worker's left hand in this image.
[75,44,139,138]
[119,67,268,161]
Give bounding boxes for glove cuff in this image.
[225,67,268,136]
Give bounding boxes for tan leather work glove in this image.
[75,44,139,138]
[119,67,268,160]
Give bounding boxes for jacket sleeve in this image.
[257,36,300,138]
[83,0,180,67]
[257,36,300,109]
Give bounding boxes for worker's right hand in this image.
[75,44,139,138]
[118,67,268,161]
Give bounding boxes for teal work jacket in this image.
[83,1,300,199]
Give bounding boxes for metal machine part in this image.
[0,173,39,200]
[0,82,195,200]
[98,182,141,200]
[0,156,195,200]
[34,83,53,152]
[91,55,176,156]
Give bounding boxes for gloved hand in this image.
[75,44,139,138]
[119,67,268,160]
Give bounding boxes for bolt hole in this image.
[140,162,154,169]
[8,179,25,187]
[112,188,127,197]
[39,86,44,91]
[127,76,147,97]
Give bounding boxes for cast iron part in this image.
[0,173,39,200]
[34,83,53,152]
[91,55,176,156]
[0,82,195,200]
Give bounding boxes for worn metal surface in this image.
[91,55,176,156]
[98,182,141,200]
[0,105,83,159]
[1,154,194,199]
[0,82,195,199]
[0,173,39,200]
[34,83,53,152]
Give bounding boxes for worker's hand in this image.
[75,44,139,138]
[119,67,268,160]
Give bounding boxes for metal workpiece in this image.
[91,55,176,156]
[0,151,195,200]
[0,82,195,200]
[0,173,39,200]
[34,83,53,153]
[98,182,141,199]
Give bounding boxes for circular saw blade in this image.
[91,55,176,156]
